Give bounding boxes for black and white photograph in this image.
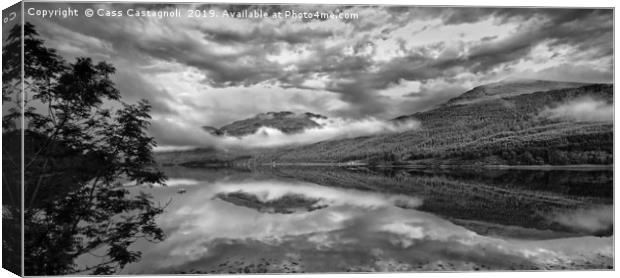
[1,0,615,276]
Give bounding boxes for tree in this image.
[2,22,167,275]
[2,20,25,276]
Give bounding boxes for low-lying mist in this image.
[154,117,420,151]
[539,97,613,123]
[214,117,420,148]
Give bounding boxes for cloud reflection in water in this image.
[120,177,612,273]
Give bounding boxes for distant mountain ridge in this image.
[444,79,590,106]
[202,111,327,137]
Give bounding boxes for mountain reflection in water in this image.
[78,167,613,274]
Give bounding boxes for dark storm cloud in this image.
[131,38,282,87]
[356,8,613,90]
[199,25,335,45]
[521,64,613,83]
[440,7,601,25]
[426,8,612,76]
[468,9,612,71]
[25,3,338,88]
[29,3,612,88]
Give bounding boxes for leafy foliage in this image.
[2,21,25,276]
[2,23,167,275]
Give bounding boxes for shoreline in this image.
[251,163,613,171]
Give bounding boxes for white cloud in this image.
[378,79,422,99]
[539,97,613,122]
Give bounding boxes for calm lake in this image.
[80,166,613,273]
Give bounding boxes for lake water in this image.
[85,167,614,273]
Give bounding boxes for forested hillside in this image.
[248,83,613,165]
[156,82,613,166]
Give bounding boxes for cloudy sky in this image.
[23,3,613,148]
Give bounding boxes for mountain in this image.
[159,80,613,167]
[202,111,327,137]
[201,126,224,136]
[444,79,588,106]
[248,82,612,166]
